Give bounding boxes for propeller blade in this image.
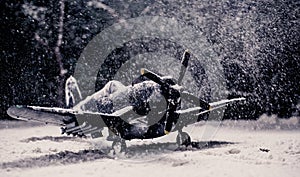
[178,49,190,85]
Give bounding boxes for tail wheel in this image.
[176,131,191,147]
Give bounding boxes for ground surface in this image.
[0,118,299,177]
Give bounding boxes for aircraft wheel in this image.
[112,138,127,154]
[176,132,191,147]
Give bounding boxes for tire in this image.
[112,138,127,154]
[176,131,191,147]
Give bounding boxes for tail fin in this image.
[65,76,82,108]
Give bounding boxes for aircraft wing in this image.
[176,97,246,115]
[7,105,134,126]
[7,106,72,126]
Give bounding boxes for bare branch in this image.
[87,0,128,25]
[88,1,118,18]
[34,33,48,46]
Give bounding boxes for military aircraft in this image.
[7,50,245,153]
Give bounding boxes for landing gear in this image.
[176,130,191,147]
[112,137,127,154]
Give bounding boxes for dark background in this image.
[1,0,299,120]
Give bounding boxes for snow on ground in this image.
[0,118,299,177]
